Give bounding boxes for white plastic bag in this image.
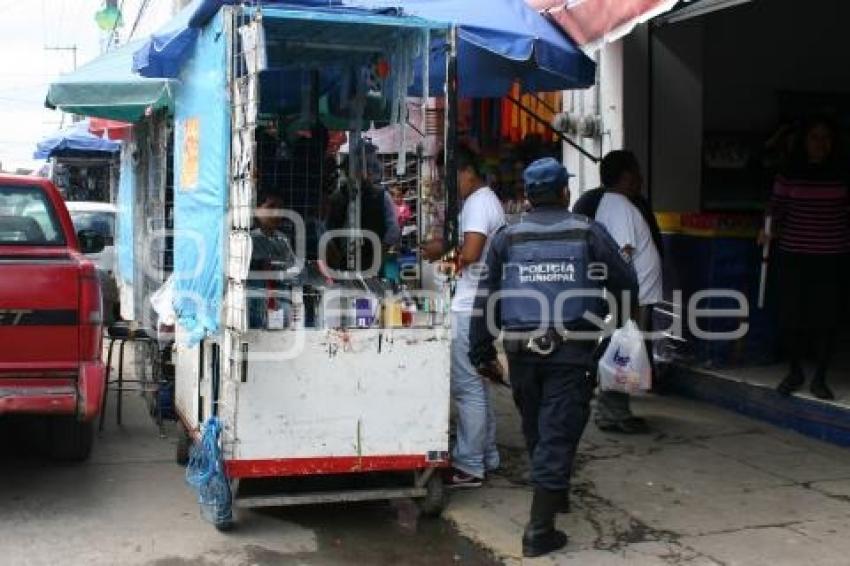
[150,275,176,327]
[598,320,652,395]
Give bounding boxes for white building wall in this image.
[576,19,705,212]
[569,16,706,213]
[562,85,600,204]
[563,44,627,205]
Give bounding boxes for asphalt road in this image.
[0,392,497,566]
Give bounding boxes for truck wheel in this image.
[175,424,192,467]
[49,418,95,462]
[416,473,446,517]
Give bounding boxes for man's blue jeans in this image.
[451,312,499,478]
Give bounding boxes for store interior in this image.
[641,0,850,405]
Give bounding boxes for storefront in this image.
[549,0,850,434]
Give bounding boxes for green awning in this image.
[46,39,176,122]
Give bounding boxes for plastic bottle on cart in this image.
[438,281,452,327]
[422,296,433,326]
[399,286,416,328]
[381,295,403,328]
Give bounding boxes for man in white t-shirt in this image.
[573,150,663,434]
[422,145,506,487]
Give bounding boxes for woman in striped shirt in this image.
[767,118,850,400]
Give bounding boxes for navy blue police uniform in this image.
[468,158,637,557]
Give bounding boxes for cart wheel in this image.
[175,424,192,467]
[417,473,447,517]
[214,519,235,533]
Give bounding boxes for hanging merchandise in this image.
[388,35,420,177]
[238,21,267,75]
[420,28,430,142]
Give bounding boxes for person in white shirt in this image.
[422,144,506,487]
[573,150,663,434]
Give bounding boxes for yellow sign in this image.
[180,117,200,191]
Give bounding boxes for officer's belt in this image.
[503,327,599,357]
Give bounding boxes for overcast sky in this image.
[0,0,174,171]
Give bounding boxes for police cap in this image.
[523,157,572,198]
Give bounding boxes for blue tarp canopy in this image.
[364,0,596,96]
[34,120,121,159]
[132,1,203,80]
[133,0,595,97]
[171,10,231,345]
[133,1,357,79]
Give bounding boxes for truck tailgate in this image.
[0,255,80,373]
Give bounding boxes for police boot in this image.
[557,492,571,514]
[522,487,568,558]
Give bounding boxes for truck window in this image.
[0,185,65,245]
[69,211,115,246]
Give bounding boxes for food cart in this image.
[153,3,454,527]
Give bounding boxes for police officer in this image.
[469,158,638,558]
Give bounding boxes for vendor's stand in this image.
[54,0,596,529]
[141,4,453,527]
[34,120,121,202]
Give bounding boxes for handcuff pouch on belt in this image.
[504,329,565,358]
[527,330,558,357]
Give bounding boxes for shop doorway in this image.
[644,0,850,406]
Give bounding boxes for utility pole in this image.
[44,45,78,72]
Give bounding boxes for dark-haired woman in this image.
[766,119,850,400]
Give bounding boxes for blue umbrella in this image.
[34,120,121,160]
[359,0,596,96]
[132,0,595,97]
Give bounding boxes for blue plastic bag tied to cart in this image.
[186,416,232,525]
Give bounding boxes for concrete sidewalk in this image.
[445,388,850,565]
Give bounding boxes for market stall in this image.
[120,0,595,528]
[149,5,451,527]
[34,120,121,202]
[47,39,178,327]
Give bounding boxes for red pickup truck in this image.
[0,175,106,460]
